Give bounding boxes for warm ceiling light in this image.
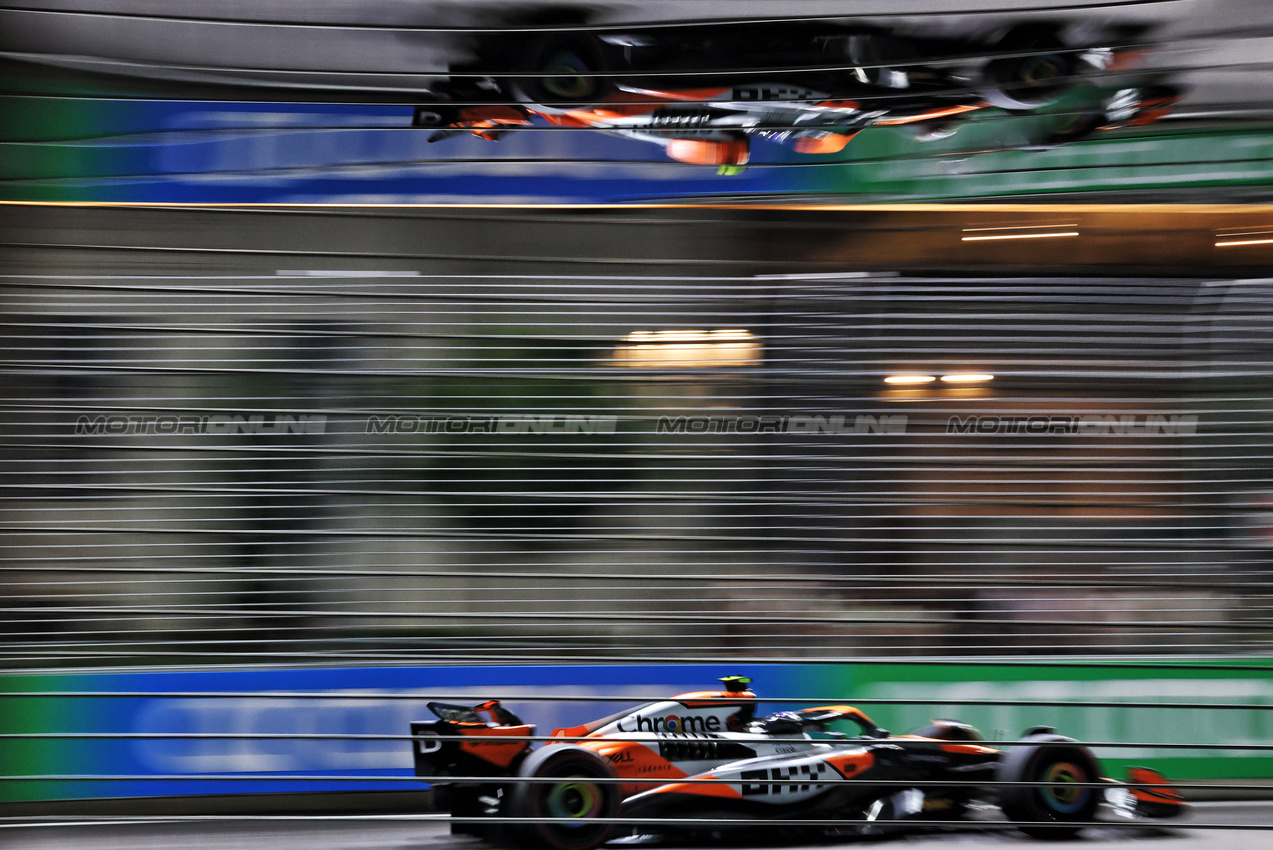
[941,373,995,383]
[884,375,937,384]
[1216,230,1273,247]
[613,329,762,368]
[961,224,1079,242]
[961,231,1079,242]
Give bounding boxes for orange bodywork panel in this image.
[666,138,749,166]
[564,105,651,121]
[801,704,880,731]
[455,105,532,124]
[455,724,534,768]
[939,743,1000,756]
[582,740,687,798]
[823,749,875,778]
[637,776,744,801]
[541,112,595,128]
[1127,767,1185,806]
[873,103,983,126]
[550,723,592,739]
[792,131,859,154]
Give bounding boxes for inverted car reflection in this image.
[414,20,1182,166]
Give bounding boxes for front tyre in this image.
[998,734,1100,840]
[507,745,618,850]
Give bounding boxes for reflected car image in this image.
[414,19,1183,166]
[411,677,1186,850]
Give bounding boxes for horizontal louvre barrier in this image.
[3,248,1273,664]
[2,204,1273,846]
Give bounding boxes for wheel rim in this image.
[1017,55,1065,90]
[545,775,603,825]
[1040,761,1091,814]
[541,51,595,100]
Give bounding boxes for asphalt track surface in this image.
[2,803,1272,850]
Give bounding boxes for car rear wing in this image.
[410,700,535,780]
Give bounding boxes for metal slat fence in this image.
[2,266,1273,664]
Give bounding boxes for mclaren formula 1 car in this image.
[410,677,1185,850]
[412,19,1179,166]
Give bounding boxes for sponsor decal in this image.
[740,762,832,796]
[617,713,721,733]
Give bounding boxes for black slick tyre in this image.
[506,745,619,850]
[981,25,1077,111]
[998,733,1101,840]
[511,36,612,108]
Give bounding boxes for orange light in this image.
[884,375,936,385]
[1216,230,1273,247]
[613,329,762,368]
[962,231,1078,242]
[941,374,995,383]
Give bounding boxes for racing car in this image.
[412,19,1177,166]
[410,676,1185,849]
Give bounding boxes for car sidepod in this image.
[620,748,878,821]
[621,734,1004,825]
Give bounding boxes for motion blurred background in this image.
[3,0,1273,822]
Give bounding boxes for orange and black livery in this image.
[411,677,1186,850]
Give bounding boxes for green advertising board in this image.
[839,661,1273,781]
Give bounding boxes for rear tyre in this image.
[511,36,613,108]
[998,734,1100,840]
[507,746,619,850]
[981,26,1077,111]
